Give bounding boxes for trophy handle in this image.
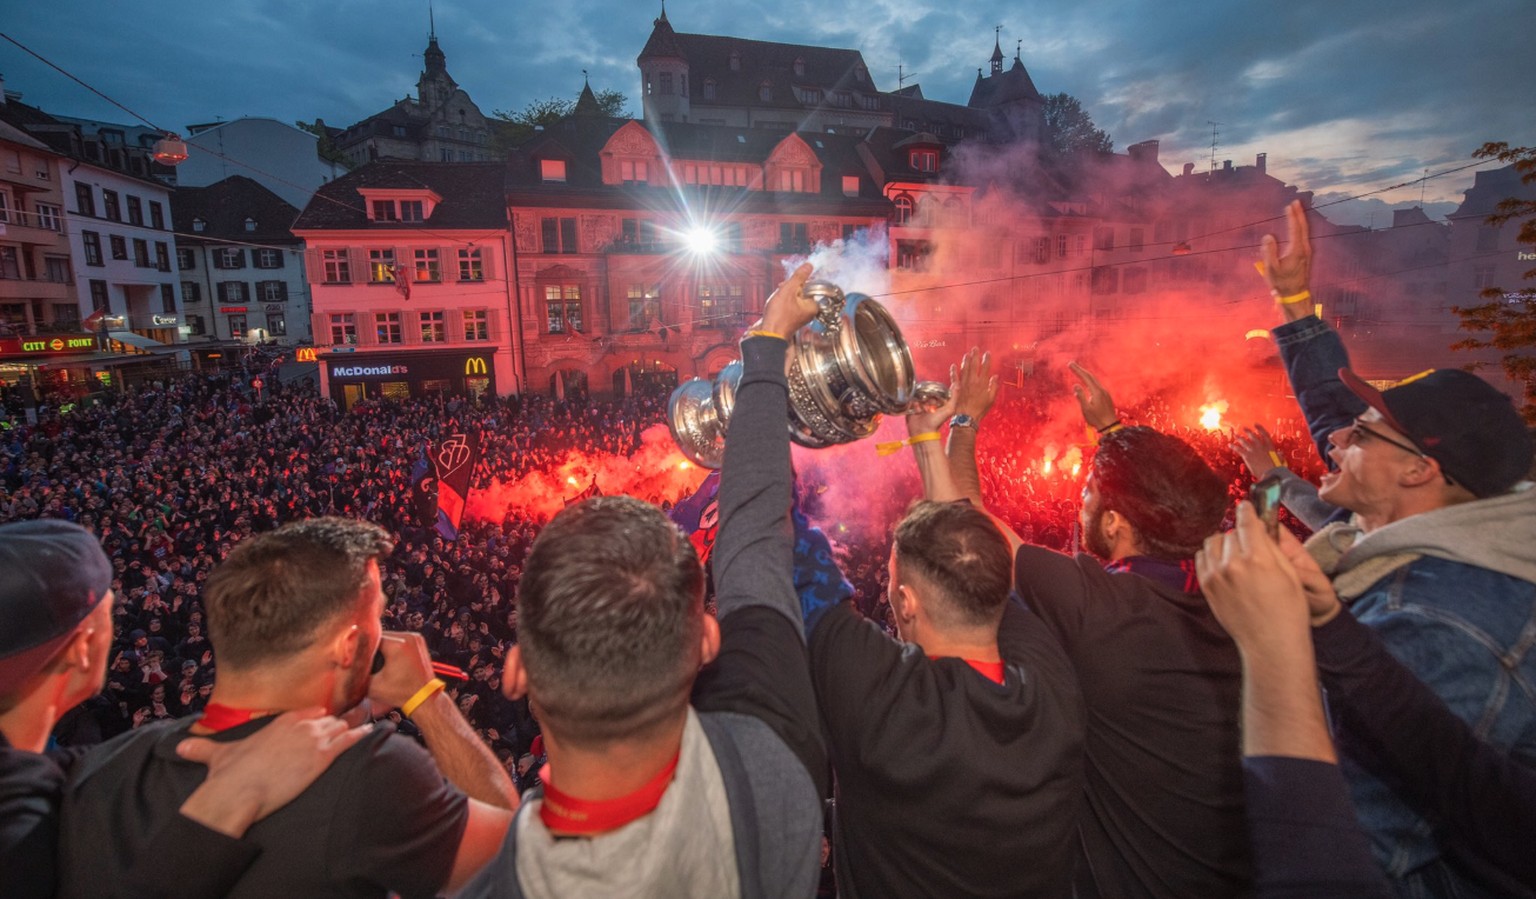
[800,280,846,333]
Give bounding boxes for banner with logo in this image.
[669,470,721,567]
[433,431,479,540]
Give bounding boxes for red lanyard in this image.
[539,752,680,836]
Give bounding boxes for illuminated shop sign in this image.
[152,314,180,326]
[0,334,98,357]
[331,364,410,377]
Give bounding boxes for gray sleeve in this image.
[1263,466,1339,531]
[710,336,801,637]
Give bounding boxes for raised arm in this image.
[1258,201,1365,465]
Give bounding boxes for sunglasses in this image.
[1337,420,1424,458]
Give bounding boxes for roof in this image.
[0,96,175,187]
[171,176,303,243]
[664,31,879,111]
[292,162,508,231]
[637,10,684,60]
[967,59,1041,108]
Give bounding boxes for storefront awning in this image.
[107,330,166,350]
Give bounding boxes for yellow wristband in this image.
[874,431,941,457]
[743,329,786,341]
[1274,289,1311,305]
[1268,450,1285,469]
[401,678,446,718]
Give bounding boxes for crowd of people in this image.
[2,202,1533,897]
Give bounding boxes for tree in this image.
[1452,142,1536,423]
[490,89,630,151]
[294,119,354,169]
[1042,93,1112,156]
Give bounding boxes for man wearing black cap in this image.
[1260,200,1536,897]
[0,519,370,898]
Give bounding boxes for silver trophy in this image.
[668,280,950,469]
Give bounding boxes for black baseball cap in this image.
[0,520,114,694]
[1339,367,1534,498]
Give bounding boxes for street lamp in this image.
[152,133,189,166]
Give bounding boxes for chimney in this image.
[1182,162,1195,176]
[1222,159,1233,171]
[1127,139,1159,163]
[1256,152,1267,174]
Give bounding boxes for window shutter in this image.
[234,249,247,269]
[273,250,287,269]
[480,245,497,280]
[216,282,228,303]
[486,307,502,342]
[305,247,323,280]
[277,282,289,302]
[447,310,463,342]
[357,316,377,346]
[310,313,328,343]
[349,248,368,280]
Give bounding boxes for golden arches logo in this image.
[295,347,318,362]
[465,357,489,376]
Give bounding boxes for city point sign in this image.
[0,334,98,357]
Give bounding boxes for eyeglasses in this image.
[1337,420,1425,458]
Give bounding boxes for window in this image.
[133,239,150,268]
[127,196,144,226]
[458,248,483,281]
[159,284,177,313]
[155,242,171,272]
[217,282,248,303]
[83,231,103,266]
[463,309,489,341]
[0,191,9,224]
[44,256,71,283]
[842,175,859,197]
[758,81,772,101]
[1123,267,1148,294]
[544,284,582,333]
[182,281,201,303]
[375,312,402,344]
[778,222,809,252]
[894,196,913,225]
[149,201,164,230]
[259,281,288,302]
[371,200,397,222]
[659,72,673,95]
[177,247,196,270]
[266,313,286,336]
[697,284,743,325]
[1091,266,1119,294]
[619,160,647,183]
[413,249,440,282]
[627,284,660,326]
[777,169,806,192]
[1056,234,1068,259]
[75,183,95,217]
[90,279,109,312]
[540,159,567,183]
[1129,228,1145,252]
[541,217,578,254]
[186,314,205,336]
[192,218,206,233]
[102,190,120,221]
[1473,265,1496,289]
[214,247,246,269]
[419,310,446,342]
[730,51,740,72]
[322,249,351,283]
[399,200,424,222]
[110,235,128,260]
[369,249,396,283]
[1095,227,1115,252]
[703,78,717,100]
[228,314,248,339]
[330,313,357,345]
[793,58,806,77]
[909,150,938,172]
[0,247,19,280]
[896,240,933,272]
[255,248,283,269]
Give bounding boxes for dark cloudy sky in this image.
[5,0,1530,226]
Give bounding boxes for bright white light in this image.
[683,227,719,256]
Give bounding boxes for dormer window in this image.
[541,159,568,183]
[855,65,868,83]
[399,200,424,222]
[793,58,806,77]
[192,218,205,233]
[909,149,939,173]
[244,217,257,232]
[372,200,397,221]
[759,81,772,101]
[730,51,741,72]
[842,175,859,197]
[360,189,442,223]
[703,78,717,100]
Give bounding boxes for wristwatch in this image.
[949,413,978,430]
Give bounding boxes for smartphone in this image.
[1250,474,1283,541]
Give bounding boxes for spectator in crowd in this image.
[0,519,371,899]
[57,517,517,897]
[1230,424,1337,530]
[945,351,1251,898]
[1260,199,1536,896]
[460,264,827,898]
[792,351,1086,897]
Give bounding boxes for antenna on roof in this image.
[898,64,918,88]
[1207,121,1222,174]
[1016,39,1022,59]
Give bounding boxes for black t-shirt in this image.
[809,598,1087,899]
[58,716,469,899]
[0,735,70,899]
[1014,545,1251,899]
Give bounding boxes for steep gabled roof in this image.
[171,176,303,242]
[967,62,1041,108]
[668,32,878,110]
[292,161,507,230]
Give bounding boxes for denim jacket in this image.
[1275,315,1536,898]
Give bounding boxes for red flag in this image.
[82,307,108,329]
[393,262,412,301]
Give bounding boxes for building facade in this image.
[0,118,75,337]
[292,162,517,408]
[179,117,345,210]
[173,176,310,345]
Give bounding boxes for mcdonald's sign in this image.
[464,357,489,376]
[295,347,318,363]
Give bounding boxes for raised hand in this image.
[1232,424,1284,477]
[952,348,999,421]
[1258,200,1312,300]
[1068,361,1118,431]
[759,262,818,340]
